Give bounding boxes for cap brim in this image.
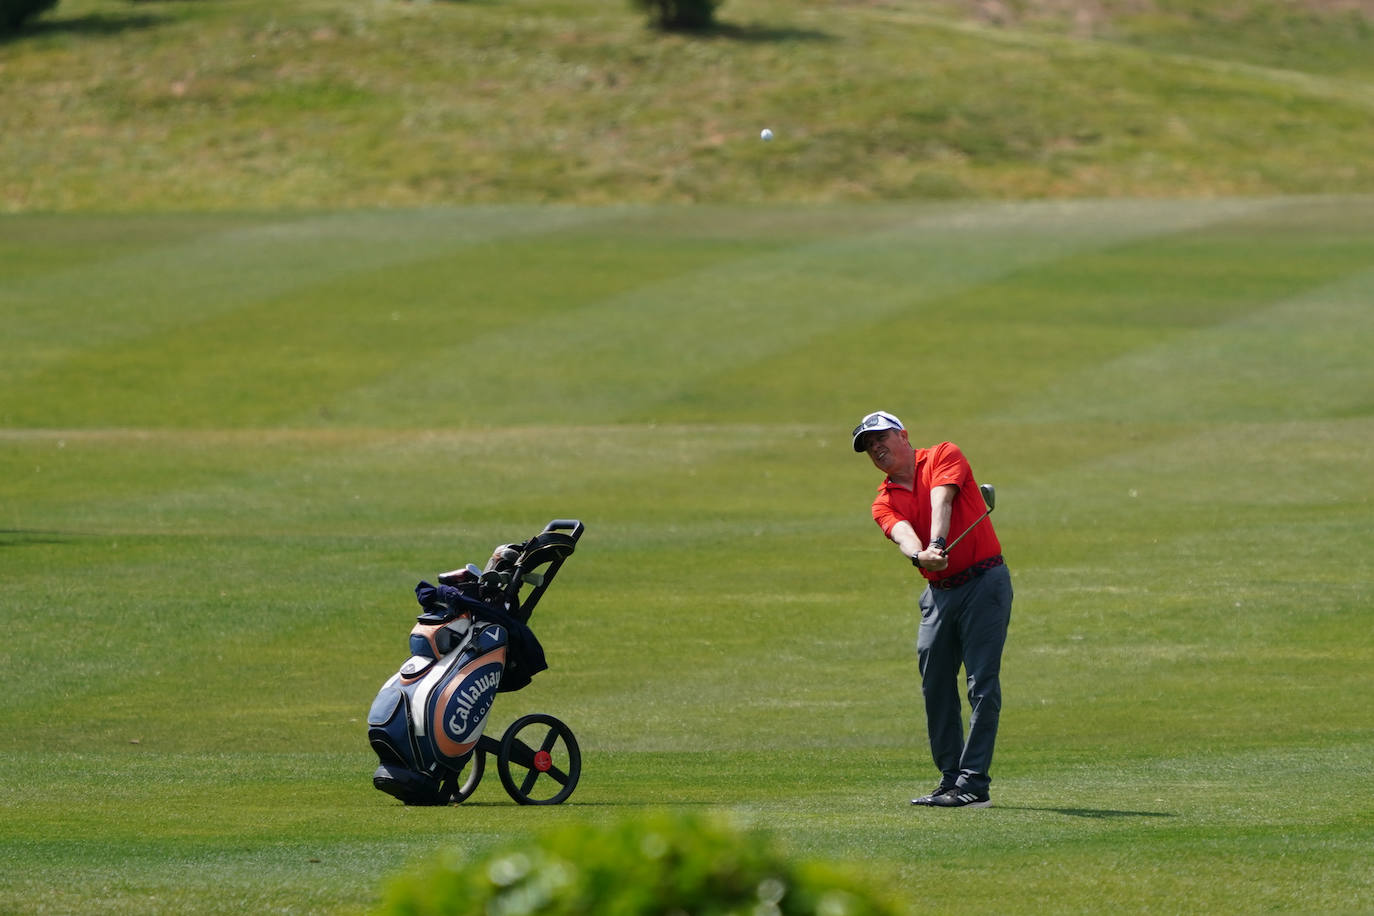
[853,419,901,451]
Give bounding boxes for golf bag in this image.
[368,519,584,806]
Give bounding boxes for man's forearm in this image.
[889,520,923,558]
[929,485,956,544]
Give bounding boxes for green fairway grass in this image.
[2,198,1372,913]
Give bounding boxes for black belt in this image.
[928,555,1004,590]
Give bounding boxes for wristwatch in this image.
[911,553,923,569]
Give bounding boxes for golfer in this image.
[852,410,1013,808]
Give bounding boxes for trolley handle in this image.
[542,519,584,543]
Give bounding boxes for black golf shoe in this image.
[910,784,958,806]
[929,788,992,808]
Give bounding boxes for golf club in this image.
[944,484,996,552]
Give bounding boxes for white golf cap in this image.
[852,410,904,452]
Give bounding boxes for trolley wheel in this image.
[497,713,581,806]
[443,750,485,804]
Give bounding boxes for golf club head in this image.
[979,483,996,511]
[436,563,483,586]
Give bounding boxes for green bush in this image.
[632,0,720,32]
[1,0,57,31]
[378,811,906,916]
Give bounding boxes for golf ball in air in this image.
[760,128,774,141]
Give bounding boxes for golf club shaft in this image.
[944,509,992,553]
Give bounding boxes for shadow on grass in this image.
[0,529,89,547]
[706,23,834,42]
[644,21,834,42]
[1,12,164,43]
[1003,806,1176,819]
[443,799,721,808]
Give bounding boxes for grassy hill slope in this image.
[4,0,1374,210]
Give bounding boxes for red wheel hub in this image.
[533,750,553,772]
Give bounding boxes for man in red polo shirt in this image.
[853,410,1013,809]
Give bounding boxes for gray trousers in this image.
[916,563,1012,795]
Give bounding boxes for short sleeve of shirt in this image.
[871,487,904,538]
[928,441,971,492]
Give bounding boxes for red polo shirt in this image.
[871,441,1001,582]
